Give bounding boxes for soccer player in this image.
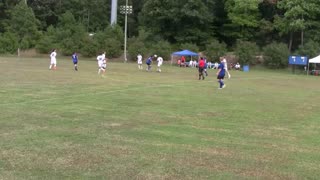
[49,49,57,70]
[157,56,163,72]
[222,57,231,79]
[146,55,153,71]
[204,58,208,76]
[198,57,205,80]
[137,53,143,70]
[72,52,78,71]
[97,52,106,75]
[216,58,226,89]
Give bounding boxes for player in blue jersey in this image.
[216,58,226,89]
[72,52,78,71]
[146,55,153,71]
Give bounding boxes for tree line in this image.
[0,0,320,68]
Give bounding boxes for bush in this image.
[235,40,259,65]
[81,36,99,57]
[128,37,147,61]
[0,32,19,54]
[151,40,172,60]
[104,38,122,58]
[205,39,227,62]
[263,42,289,69]
[35,26,58,54]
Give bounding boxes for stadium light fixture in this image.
[120,0,132,63]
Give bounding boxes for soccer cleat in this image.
[222,84,226,88]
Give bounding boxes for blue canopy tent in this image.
[171,50,199,65]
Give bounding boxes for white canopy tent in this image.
[307,55,320,75]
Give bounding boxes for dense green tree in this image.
[275,0,320,51]
[6,1,40,49]
[140,0,213,46]
[224,0,261,41]
[0,0,320,60]
[28,0,60,29]
[55,11,87,55]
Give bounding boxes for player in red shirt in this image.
[198,57,205,80]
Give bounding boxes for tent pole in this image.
[307,62,309,76]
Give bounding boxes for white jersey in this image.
[223,59,228,70]
[97,55,105,68]
[157,57,163,66]
[137,54,142,64]
[50,51,57,64]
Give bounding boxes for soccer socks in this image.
[219,80,224,88]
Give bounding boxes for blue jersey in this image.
[72,54,78,63]
[146,57,152,65]
[218,63,225,76]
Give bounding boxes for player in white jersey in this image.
[222,57,231,79]
[97,52,106,75]
[156,56,163,72]
[137,54,143,69]
[49,49,57,70]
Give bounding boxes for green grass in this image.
[0,56,320,179]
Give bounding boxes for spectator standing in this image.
[181,56,186,67]
[189,60,193,67]
[235,62,241,70]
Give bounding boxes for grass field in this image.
[0,56,320,179]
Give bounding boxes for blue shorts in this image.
[217,75,225,79]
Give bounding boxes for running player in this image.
[157,56,163,72]
[49,49,57,70]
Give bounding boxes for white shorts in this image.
[50,58,56,65]
[98,61,104,68]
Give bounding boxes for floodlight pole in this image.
[124,0,128,62]
[120,1,132,63]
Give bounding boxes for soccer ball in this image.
[154,54,157,58]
